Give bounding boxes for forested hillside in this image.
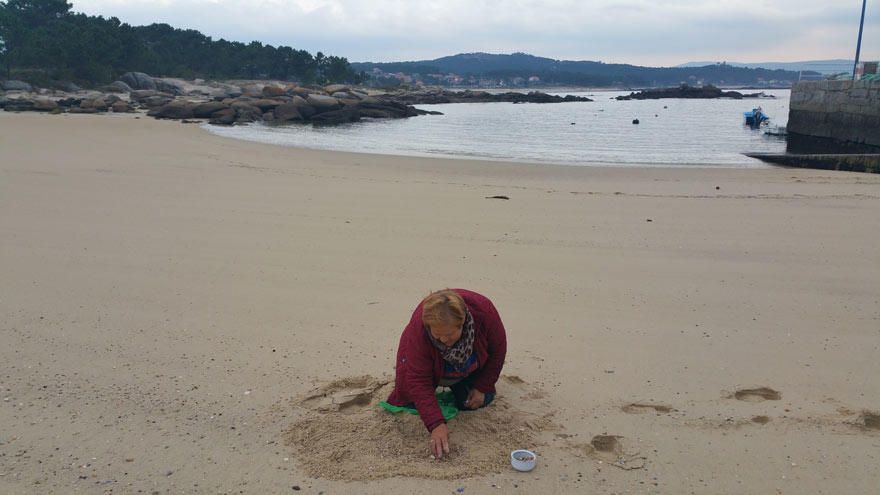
[0,0,362,86]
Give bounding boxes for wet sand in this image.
[1,111,879,494]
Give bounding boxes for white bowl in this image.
[510,449,537,472]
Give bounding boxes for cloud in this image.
[69,0,880,64]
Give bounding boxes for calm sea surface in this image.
[205,89,790,168]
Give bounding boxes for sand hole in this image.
[622,403,674,414]
[573,435,646,471]
[751,415,771,424]
[591,435,621,453]
[733,387,781,402]
[863,411,880,430]
[283,375,556,480]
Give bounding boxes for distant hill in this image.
[352,52,810,88]
[678,60,853,75]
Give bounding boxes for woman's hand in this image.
[464,388,485,409]
[430,423,450,459]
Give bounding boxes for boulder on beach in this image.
[111,101,133,113]
[273,103,304,122]
[154,78,185,95]
[2,80,33,92]
[139,95,173,108]
[262,85,286,98]
[54,81,82,93]
[4,98,36,112]
[148,101,195,119]
[33,98,59,112]
[209,108,236,125]
[288,95,316,118]
[230,102,263,123]
[192,101,229,118]
[306,94,341,113]
[56,97,82,108]
[286,86,311,98]
[130,90,160,101]
[80,98,109,112]
[324,84,350,94]
[104,81,133,93]
[247,98,285,111]
[69,107,99,114]
[120,72,157,91]
[241,84,264,98]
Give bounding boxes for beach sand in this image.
[1,111,878,494]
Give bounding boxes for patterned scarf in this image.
[426,309,476,369]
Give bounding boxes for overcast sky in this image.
[71,0,879,66]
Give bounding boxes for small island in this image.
[616,84,774,100]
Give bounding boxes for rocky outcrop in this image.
[2,80,34,91]
[616,85,772,100]
[0,77,445,126]
[120,72,156,91]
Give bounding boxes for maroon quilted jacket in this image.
[385,289,507,431]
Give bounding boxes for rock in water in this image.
[632,119,640,124]
[209,108,236,125]
[310,107,360,125]
[273,103,304,122]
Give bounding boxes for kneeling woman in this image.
[386,289,507,459]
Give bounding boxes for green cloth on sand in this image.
[379,390,459,421]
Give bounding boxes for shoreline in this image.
[1,112,879,494]
[201,120,775,171]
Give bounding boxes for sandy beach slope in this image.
[1,111,879,494]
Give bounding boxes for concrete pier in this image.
[788,80,880,148]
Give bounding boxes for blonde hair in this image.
[421,289,466,328]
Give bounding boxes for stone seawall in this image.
[789,80,880,147]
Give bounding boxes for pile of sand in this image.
[282,375,555,480]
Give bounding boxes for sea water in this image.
[205,89,790,168]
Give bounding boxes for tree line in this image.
[0,0,363,86]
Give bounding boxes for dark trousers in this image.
[448,374,495,410]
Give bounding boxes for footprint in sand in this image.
[621,403,675,414]
[573,434,647,471]
[732,387,781,402]
[751,415,771,424]
[861,411,880,430]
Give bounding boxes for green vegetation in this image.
[0,0,362,86]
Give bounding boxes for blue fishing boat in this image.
[744,106,769,127]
